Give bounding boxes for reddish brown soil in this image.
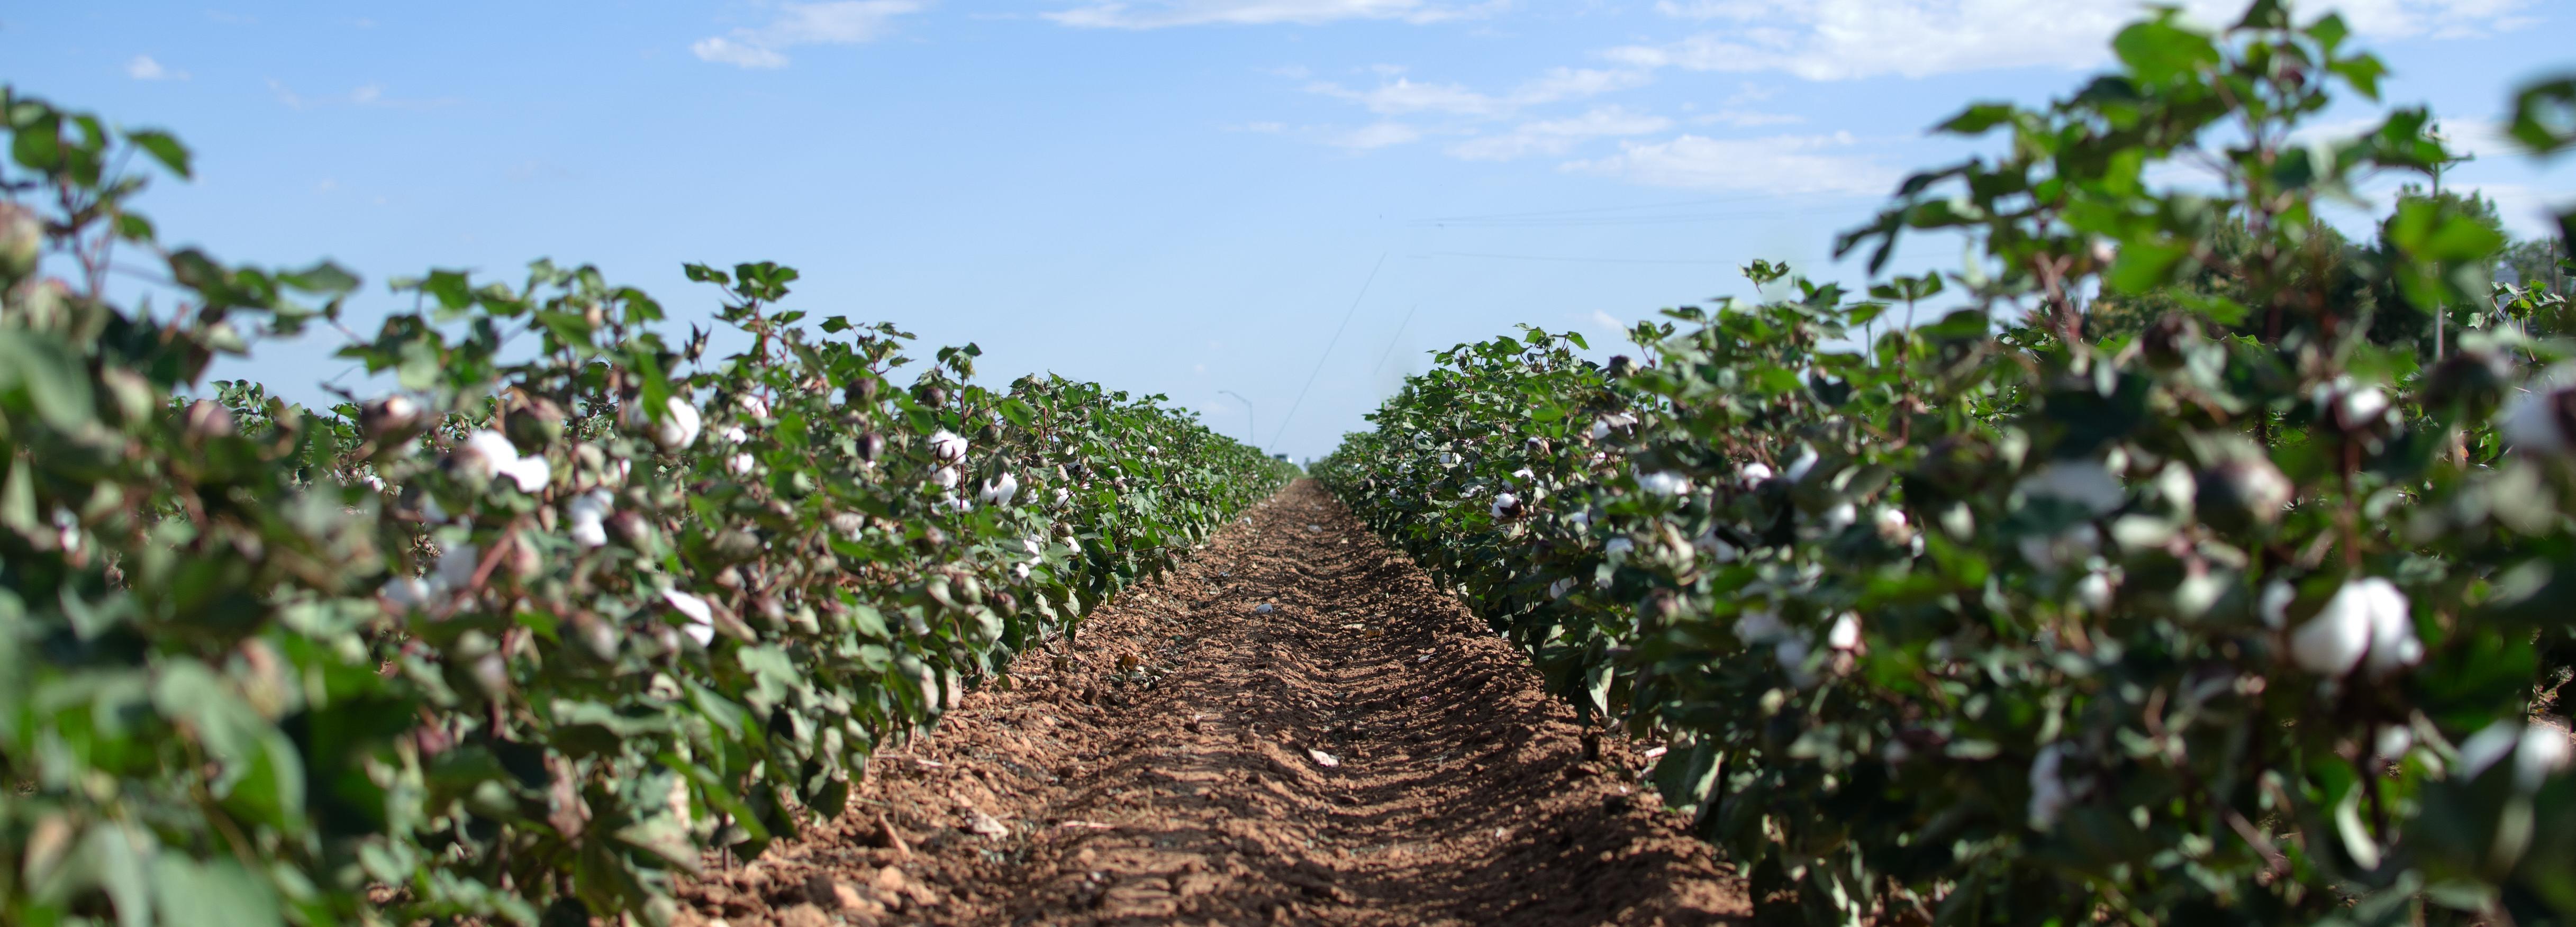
[674,480,1748,926]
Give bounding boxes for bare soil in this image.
[673,480,1748,926]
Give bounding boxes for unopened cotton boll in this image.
[2290,577,2416,677]
[1637,471,1691,496]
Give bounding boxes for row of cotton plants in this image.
[0,88,1294,925]
[1319,7,2576,926]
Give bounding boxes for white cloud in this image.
[1045,0,1489,28]
[1562,131,1897,195]
[267,79,456,111]
[1450,105,1671,160]
[1307,66,1650,117]
[1329,122,1425,149]
[692,1,927,69]
[1690,109,1801,128]
[126,55,188,81]
[1616,0,2537,81]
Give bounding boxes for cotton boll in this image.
[979,471,1021,506]
[1820,503,1857,532]
[1511,467,1536,482]
[2028,745,2071,830]
[656,397,703,450]
[737,394,770,420]
[569,516,609,549]
[1738,461,1774,488]
[728,453,755,475]
[722,425,748,446]
[436,541,482,592]
[2499,384,2576,457]
[929,429,969,463]
[1439,451,1460,466]
[502,454,551,493]
[664,588,716,647]
[2373,725,2414,761]
[1694,529,1739,562]
[932,464,962,489]
[452,430,522,486]
[1733,610,1786,643]
[1549,577,1575,599]
[382,576,434,610]
[1783,448,1818,483]
[1637,471,1692,496]
[1605,537,1635,559]
[2516,726,2573,790]
[1874,507,1912,545]
[1827,613,1862,650]
[1489,492,1521,519]
[2075,570,2116,613]
[2260,580,2296,629]
[2019,460,2124,515]
[2291,577,2411,677]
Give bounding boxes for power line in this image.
[1271,252,1385,450]
[1371,302,1422,377]
[1410,251,1733,266]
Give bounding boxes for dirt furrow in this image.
[675,480,1748,925]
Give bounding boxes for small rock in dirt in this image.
[1308,749,1341,768]
[1307,524,1321,532]
[776,903,832,927]
[1254,603,1274,614]
[964,807,1009,837]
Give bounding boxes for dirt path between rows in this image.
[675,480,1748,926]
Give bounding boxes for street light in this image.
[1218,390,1256,452]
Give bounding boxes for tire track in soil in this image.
[674,480,1748,926]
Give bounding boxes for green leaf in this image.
[151,856,281,927]
[2111,17,2219,85]
[125,128,193,179]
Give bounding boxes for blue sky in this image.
[7,0,2571,458]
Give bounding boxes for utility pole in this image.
[1218,390,1256,452]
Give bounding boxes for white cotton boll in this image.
[1738,461,1774,488]
[929,429,969,463]
[1695,529,1739,563]
[979,471,1021,506]
[364,473,387,492]
[1734,610,1786,643]
[1023,535,1044,555]
[2260,580,2295,629]
[657,397,703,450]
[502,455,551,493]
[1439,451,1461,466]
[1827,613,1862,650]
[1605,537,1634,559]
[1568,510,1591,532]
[2499,385,2575,456]
[1874,507,1910,542]
[2516,726,2572,790]
[453,430,522,485]
[436,541,482,591]
[1511,467,1536,482]
[569,516,608,549]
[382,576,433,609]
[2076,570,2115,613]
[722,425,748,446]
[2028,745,2071,830]
[1549,577,1575,599]
[1637,471,1692,496]
[2020,460,2124,515]
[1882,740,1913,766]
[737,394,770,420]
[2459,721,2520,782]
[727,452,755,475]
[1013,560,1032,580]
[2359,579,2421,676]
[2291,577,2410,677]
[932,464,962,489]
[664,588,716,646]
[2373,725,2414,761]
[1590,420,1611,440]
[568,488,614,524]
[1784,447,1819,483]
[1821,503,1857,531]
[1489,492,1520,519]
[1146,444,1159,456]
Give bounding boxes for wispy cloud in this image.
[1045,0,1493,29]
[1562,131,1895,196]
[1449,105,1671,161]
[1617,0,2537,81]
[267,79,458,111]
[126,55,188,81]
[692,1,928,70]
[1329,122,1426,149]
[1305,66,1649,118]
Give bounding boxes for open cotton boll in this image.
[1827,613,1862,650]
[1737,461,1774,488]
[2076,570,2116,613]
[1489,492,1521,519]
[452,430,522,485]
[435,541,482,591]
[1783,447,1819,483]
[1511,467,1536,482]
[979,472,1021,506]
[664,588,716,646]
[2259,580,2296,629]
[382,576,434,610]
[932,464,962,489]
[727,452,755,475]
[652,397,703,450]
[929,429,969,463]
[2499,381,2576,457]
[567,489,613,548]
[1549,577,1575,599]
[1821,503,1857,531]
[722,425,748,446]
[1605,537,1634,559]
[2290,577,2412,677]
[2028,745,2072,830]
[502,455,550,493]
[1637,471,1692,496]
[737,394,770,420]
[2019,459,2124,515]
